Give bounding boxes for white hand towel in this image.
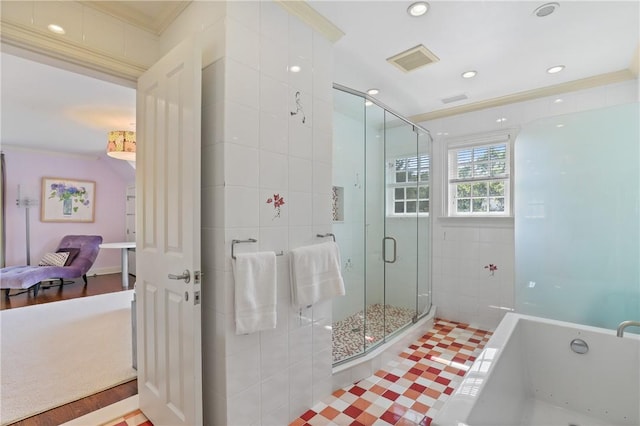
[232,251,277,335]
[290,241,345,307]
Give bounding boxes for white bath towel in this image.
[290,241,345,307]
[232,251,277,335]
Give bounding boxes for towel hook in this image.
[316,233,336,242]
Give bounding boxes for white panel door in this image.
[135,34,202,425]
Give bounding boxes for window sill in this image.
[437,216,514,228]
[386,214,430,219]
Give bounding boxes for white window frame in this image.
[386,154,430,217]
[445,131,514,217]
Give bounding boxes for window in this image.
[389,154,430,215]
[448,135,511,216]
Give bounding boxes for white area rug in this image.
[0,291,137,425]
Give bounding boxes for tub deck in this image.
[434,313,640,426]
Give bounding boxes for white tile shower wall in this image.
[423,79,638,331]
[199,2,335,425]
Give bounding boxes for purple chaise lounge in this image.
[1,235,103,299]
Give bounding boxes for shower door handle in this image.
[383,237,397,263]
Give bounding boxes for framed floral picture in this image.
[41,177,95,222]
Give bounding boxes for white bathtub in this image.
[434,313,640,426]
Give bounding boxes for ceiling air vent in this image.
[387,44,439,73]
[441,94,468,104]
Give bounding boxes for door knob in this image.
[168,270,191,283]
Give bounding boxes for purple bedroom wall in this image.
[3,148,134,274]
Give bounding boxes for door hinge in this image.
[194,291,201,305]
[194,270,201,284]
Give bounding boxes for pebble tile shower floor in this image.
[332,304,417,363]
[103,319,492,426]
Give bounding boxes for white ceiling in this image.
[311,0,639,118]
[1,1,638,156]
[1,52,136,157]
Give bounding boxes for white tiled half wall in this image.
[198,2,335,425]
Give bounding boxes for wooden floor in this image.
[3,273,138,426]
[1,272,135,310]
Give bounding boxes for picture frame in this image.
[41,177,95,222]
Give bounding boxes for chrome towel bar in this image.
[316,233,336,242]
[231,238,283,259]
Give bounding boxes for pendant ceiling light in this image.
[107,130,136,161]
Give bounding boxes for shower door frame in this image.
[333,83,434,366]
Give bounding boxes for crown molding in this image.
[78,1,191,36]
[1,145,101,160]
[0,20,146,83]
[410,68,637,123]
[275,0,345,43]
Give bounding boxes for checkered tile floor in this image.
[104,319,491,426]
[290,318,492,426]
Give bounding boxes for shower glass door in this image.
[331,85,433,365]
[383,113,420,340]
[364,101,385,352]
[332,89,366,363]
[416,130,432,315]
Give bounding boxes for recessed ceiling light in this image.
[289,65,301,73]
[547,65,565,74]
[407,2,429,17]
[365,100,373,107]
[367,88,379,95]
[553,98,563,103]
[461,70,477,79]
[534,2,559,18]
[47,24,66,34]
[496,117,507,123]
[556,124,565,128]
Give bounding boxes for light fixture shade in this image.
[107,130,136,161]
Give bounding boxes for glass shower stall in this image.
[332,84,432,365]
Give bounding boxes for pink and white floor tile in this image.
[106,318,492,426]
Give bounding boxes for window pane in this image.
[489,197,505,212]
[457,183,471,197]
[395,202,404,213]
[419,186,428,199]
[406,187,417,199]
[489,181,504,196]
[396,172,406,183]
[457,149,472,164]
[474,147,489,161]
[408,171,418,182]
[472,182,488,196]
[490,144,506,160]
[457,165,472,179]
[457,199,470,212]
[472,198,487,212]
[406,201,417,213]
[491,161,507,176]
[419,200,429,213]
[395,188,405,200]
[474,163,489,177]
[396,159,406,171]
[419,171,429,182]
[406,157,418,170]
